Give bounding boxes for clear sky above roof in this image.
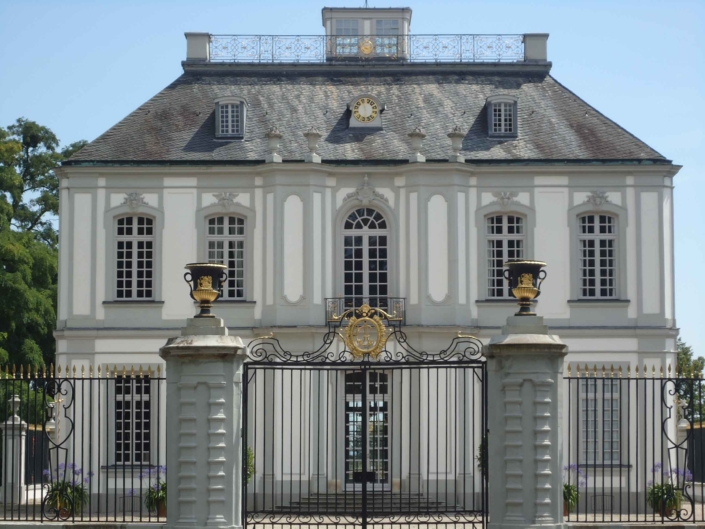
[0,0,702,352]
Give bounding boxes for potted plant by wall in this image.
[43,463,91,519]
[647,463,690,517]
[139,466,167,517]
[562,464,586,516]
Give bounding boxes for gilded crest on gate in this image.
[338,304,391,359]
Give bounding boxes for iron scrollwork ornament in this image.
[183,263,228,318]
[42,378,76,521]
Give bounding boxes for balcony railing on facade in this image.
[325,297,405,325]
[208,34,529,63]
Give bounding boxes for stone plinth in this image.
[485,315,567,529]
[0,395,27,507]
[160,317,247,529]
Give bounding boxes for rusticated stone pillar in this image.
[486,315,567,529]
[160,317,247,529]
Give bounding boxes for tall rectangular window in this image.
[115,375,151,464]
[335,19,360,56]
[207,216,246,300]
[486,214,524,298]
[578,214,617,298]
[219,103,242,136]
[580,378,620,464]
[374,19,399,56]
[116,216,154,300]
[492,102,515,134]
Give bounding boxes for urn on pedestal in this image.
[503,259,547,316]
[184,263,228,317]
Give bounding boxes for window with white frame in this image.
[115,375,151,464]
[217,102,244,137]
[492,103,515,134]
[578,214,617,298]
[486,214,524,298]
[343,208,389,308]
[206,215,246,300]
[375,20,399,35]
[115,216,154,300]
[487,96,518,138]
[580,378,620,464]
[335,19,359,56]
[336,19,359,35]
[375,19,399,56]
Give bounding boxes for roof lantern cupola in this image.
[321,6,412,61]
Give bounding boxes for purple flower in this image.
[73,468,82,476]
[83,477,90,484]
[67,463,75,470]
[42,469,50,477]
[127,488,135,497]
[648,480,654,487]
[58,463,66,471]
[651,462,662,473]
[87,471,94,478]
[579,479,587,488]
[158,465,167,475]
[151,483,160,491]
[71,479,80,487]
[686,469,694,481]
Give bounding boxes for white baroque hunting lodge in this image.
[51,5,679,517]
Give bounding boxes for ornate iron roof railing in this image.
[209,34,525,63]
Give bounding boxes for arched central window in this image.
[343,208,388,308]
[206,215,246,300]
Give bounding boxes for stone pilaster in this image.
[160,317,247,529]
[0,395,27,507]
[486,315,567,529]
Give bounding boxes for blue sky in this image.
[1,0,703,353]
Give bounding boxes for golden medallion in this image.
[359,39,374,55]
[341,304,389,358]
[352,97,379,123]
[197,275,213,290]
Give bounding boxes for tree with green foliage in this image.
[676,338,705,419]
[0,118,86,367]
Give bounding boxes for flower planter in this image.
[157,501,167,518]
[563,500,569,517]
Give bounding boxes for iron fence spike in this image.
[619,366,623,378]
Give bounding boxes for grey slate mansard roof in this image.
[67,68,667,164]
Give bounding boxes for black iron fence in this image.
[0,365,166,522]
[564,364,705,523]
[209,34,525,63]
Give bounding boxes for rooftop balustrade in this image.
[206,34,531,63]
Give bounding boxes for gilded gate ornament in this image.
[336,304,391,359]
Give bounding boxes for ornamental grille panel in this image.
[564,365,705,523]
[243,307,487,529]
[0,366,166,523]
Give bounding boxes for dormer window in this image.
[215,97,247,138]
[486,95,518,138]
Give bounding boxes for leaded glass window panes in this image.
[486,214,524,298]
[219,103,242,136]
[207,215,246,300]
[578,214,617,298]
[343,208,388,309]
[375,20,399,56]
[115,375,151,464]
[492,102,515,134]
[116,216,154,300]
[580,378,620,464]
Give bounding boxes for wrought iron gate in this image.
[242,305,487,529]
